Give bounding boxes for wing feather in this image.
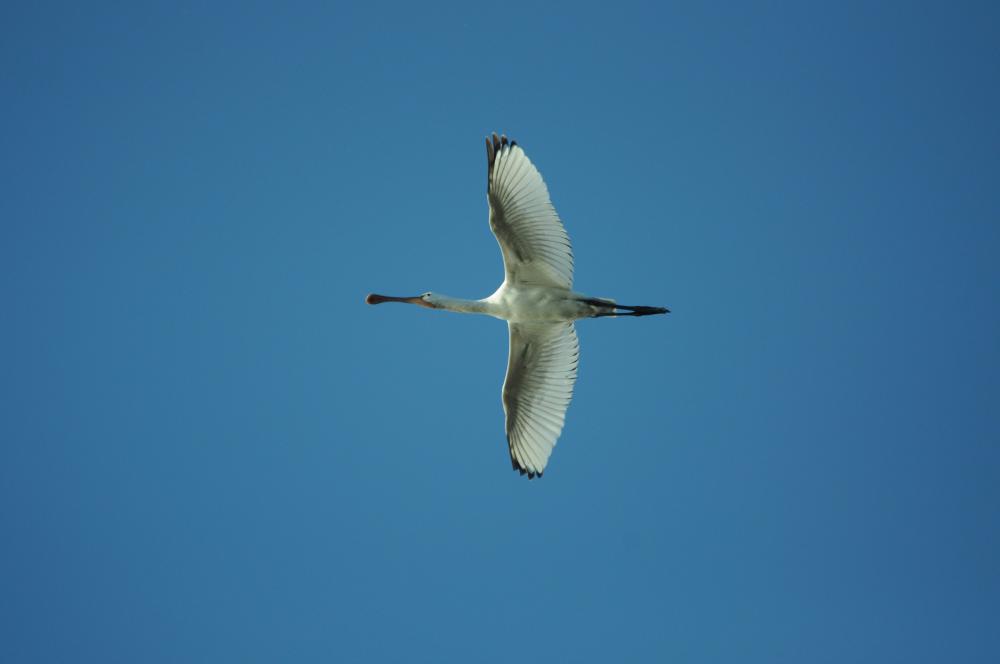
[486,133,574,289]
[502,322,580,478]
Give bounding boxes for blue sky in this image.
[2,2,999,662]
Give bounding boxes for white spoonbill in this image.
[367,133,669,478]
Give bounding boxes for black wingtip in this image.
[487,132,519,183]
[509,451,543,480]
[487,132,501,175]
[512,464,542,480]
[488,132,517,155]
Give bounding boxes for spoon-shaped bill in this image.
[366,293,422,305]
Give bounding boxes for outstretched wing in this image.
[502,322,580,478]
[486,133,573,289]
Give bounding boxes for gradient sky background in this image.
[3,2,999,662]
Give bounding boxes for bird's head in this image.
[365,292,439,308]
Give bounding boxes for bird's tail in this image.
[579,297,670,318]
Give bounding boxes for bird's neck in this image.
[433,294,490,315]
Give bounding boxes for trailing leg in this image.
[580,297,670,318]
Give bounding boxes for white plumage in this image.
[487,134,573,290]
[503,322,578,477]
[367,134,668,478]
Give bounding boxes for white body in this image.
[444,284,599,323]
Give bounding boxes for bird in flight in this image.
[367,133,669,478]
